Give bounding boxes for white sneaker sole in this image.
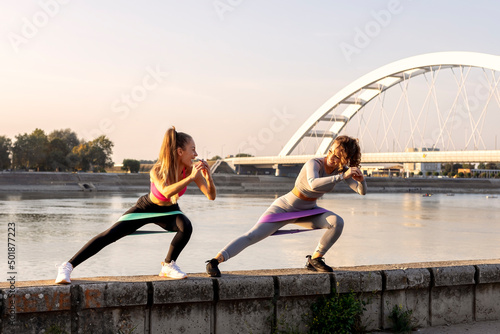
[55,278,71,284]
[158,272,187,279]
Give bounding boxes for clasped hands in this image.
[343,167,364,181]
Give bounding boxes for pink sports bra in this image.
[150,168,187,202]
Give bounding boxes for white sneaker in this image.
[159,261,187,279]
[55,262,73,284]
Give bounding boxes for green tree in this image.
[72,142,92,171]
[210,155,222,161]
[0,136,12,169]
[31,129,49,170]
[47,138,70,171]
[235,153,253,157]
[88,135,114,171]
[12,133,29,169]
[122,159,141,173]
[65,152,81,171]
[442,163,452,174]
[48,129,80,150]
[485,162,498,169]
[12,129,49,170]
[442,163,462,174]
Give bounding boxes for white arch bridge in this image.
[224,52,500,173]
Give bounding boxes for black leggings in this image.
[69,195,192,268]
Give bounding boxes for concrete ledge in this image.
[278,272,331,296]
[476,264,500,284]
[1,260,500,333]
[79,282,148,309]
[9,285,71,314]
[334,270,383,293]
[218,276,274,300]
[384,268,431,290]
[432,266,476,286]
[153,278,213,304]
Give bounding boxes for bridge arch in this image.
[279,52,500,156]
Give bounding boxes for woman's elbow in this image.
[207,192,217,201]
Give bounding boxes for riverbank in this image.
[0,171,499,194]
[1,171,499,194]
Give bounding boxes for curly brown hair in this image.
[332,135,361,168]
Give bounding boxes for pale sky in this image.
[1,1,500,163]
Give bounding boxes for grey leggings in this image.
[220,196,344,261]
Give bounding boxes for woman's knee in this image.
[177,216,193,235]
[242,230,266,245]
[326,214,344,232]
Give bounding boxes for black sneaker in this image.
[305,255,333,272]
[305,255,315,271]
[206,258,221,277]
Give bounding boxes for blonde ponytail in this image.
[152,127,192,204]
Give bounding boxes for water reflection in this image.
[0,192,499,281]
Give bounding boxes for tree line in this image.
[441,162,500,178]
[0,128,114,172]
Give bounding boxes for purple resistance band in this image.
[258,207,330,236]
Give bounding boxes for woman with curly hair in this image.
[206,135,366,277]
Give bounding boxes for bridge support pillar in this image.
[273,164,281,177]
[273,164,302,177]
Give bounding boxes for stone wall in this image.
[1,262,499,333]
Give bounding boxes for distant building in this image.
[361,164,403,177]
[404,147,441,175]
[459,168,500,177]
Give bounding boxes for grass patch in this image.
[308,291,367,334]
[389,304,416,333]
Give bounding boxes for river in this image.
[1,191,499,282]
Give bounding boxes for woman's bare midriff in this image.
[149,193,174,206]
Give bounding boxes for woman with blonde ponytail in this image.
[55,127,216,283]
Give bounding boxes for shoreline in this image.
[0,171,499,194]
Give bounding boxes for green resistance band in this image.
[117,211,183,235]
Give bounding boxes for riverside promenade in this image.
[1,171,500,194]
[1,259,500,333]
